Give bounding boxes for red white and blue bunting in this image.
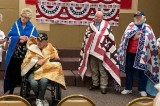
[36,0,121,26]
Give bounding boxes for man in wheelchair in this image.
[21,33,66,106]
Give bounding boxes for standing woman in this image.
[0,13,6,64]
[4,8,38,94]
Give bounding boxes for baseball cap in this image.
[134,11,145,17]
[37,33,48,41]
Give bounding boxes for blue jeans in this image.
[125,53,147,91]
[28,73,49,100]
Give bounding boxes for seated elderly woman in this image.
[21,33,66,106]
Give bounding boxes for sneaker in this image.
[121,89,132,95]
[42,100,49,106]
[36,99,43,106]
[139,91,147,97]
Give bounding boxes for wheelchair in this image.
[20,66,62,106]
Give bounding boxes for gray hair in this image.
[20,8,32,19]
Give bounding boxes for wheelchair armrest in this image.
[49,58,61,62]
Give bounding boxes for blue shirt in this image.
[94,22,101,30]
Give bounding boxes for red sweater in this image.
[127,37,139,53]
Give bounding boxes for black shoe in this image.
[89,85,99,90]
[101,88,107,94]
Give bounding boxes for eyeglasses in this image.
[21,15,29,20]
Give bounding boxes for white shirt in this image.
[0,30,5,62]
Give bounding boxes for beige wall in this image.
[41,0,160,48]
[113,0,160,46]
[0,0,160,48]
[0,0,19,36]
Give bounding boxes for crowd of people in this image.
[0,8,66,106]
[0,7,160,106]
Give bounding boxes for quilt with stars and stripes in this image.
[36,0,120,26]
[117,22,159,85]
[78,20,121,87]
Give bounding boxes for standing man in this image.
[117,11,159,96]
[78,11,121,94]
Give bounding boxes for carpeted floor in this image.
[0,80,142,106]
[61,86,141,106]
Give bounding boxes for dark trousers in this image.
[125,53,147,91]
[7,57,23,94]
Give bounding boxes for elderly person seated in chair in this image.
[21,33,66,106]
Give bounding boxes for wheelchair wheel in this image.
[20,76,30,98]
[51,82,61,106]
[54,83,61,100]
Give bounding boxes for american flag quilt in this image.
[78,20,121,86]
[117,22,159,84]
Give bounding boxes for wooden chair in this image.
[0,94,31,106]
[126,97,154,106]
[57,94,96,106]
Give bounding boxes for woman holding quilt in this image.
[4,8,38,94]
[117,11,159,97]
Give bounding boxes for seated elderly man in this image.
[21,33,66,106]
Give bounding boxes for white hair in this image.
[21,8,32,19]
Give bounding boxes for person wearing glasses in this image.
[4,8,38,94]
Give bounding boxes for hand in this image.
[133,31,143,40]
[37,59,46,66]
[5,39,10,45]
[2,39,10,50]
[0,39,6,44]
[20,36,28,42]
